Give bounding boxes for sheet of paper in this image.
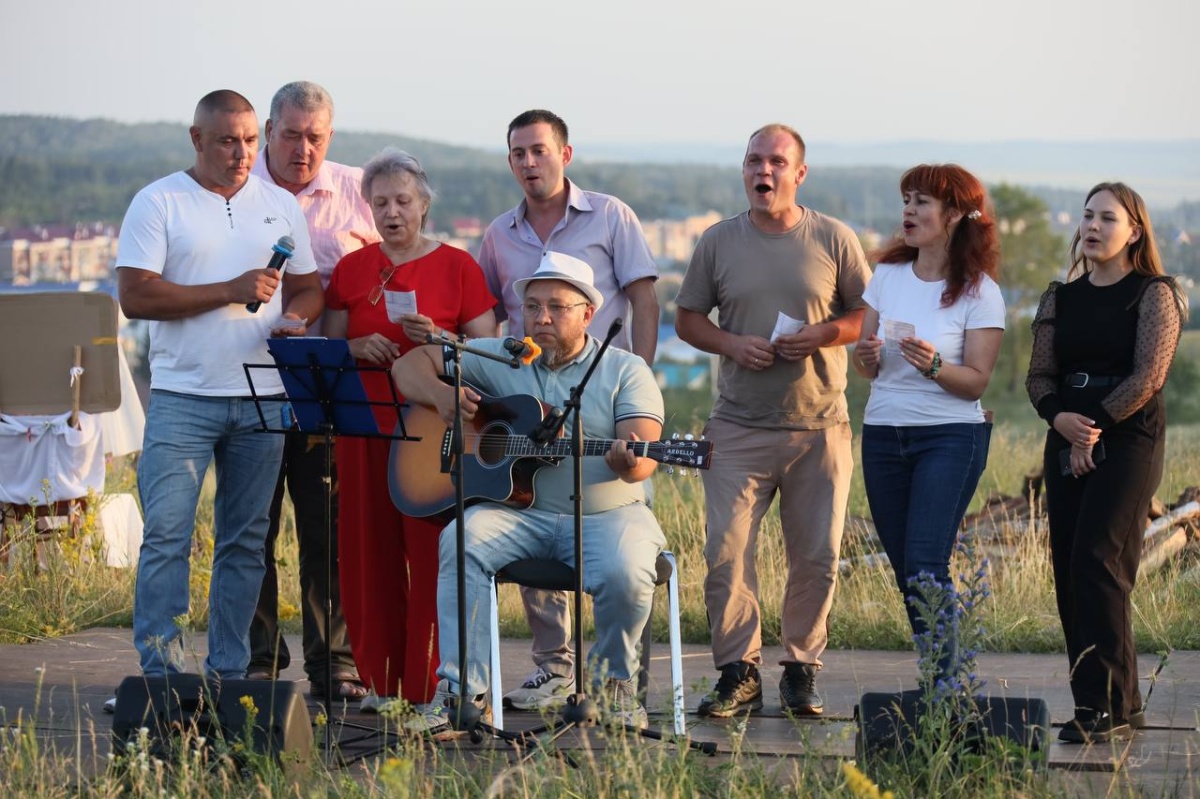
[883,319,916,355]
[274,316,307,331]
[769,312,806,343]
[385,290,418,324]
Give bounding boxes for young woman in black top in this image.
[1026,182,1187,744]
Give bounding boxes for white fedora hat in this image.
[511,251,604,312]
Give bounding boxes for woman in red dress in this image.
[324,148,496,708]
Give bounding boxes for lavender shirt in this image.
[477,179,657,351]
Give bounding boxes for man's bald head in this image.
[193,90,255,126]
[188,90,258,199]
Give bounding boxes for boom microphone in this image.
[246,235,295,313]
[503,336,542,365]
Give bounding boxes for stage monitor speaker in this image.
[111,674,312,762]
[855,689,1050,762]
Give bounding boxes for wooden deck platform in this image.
[1,628,1197,793]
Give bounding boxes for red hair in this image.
[871,164,1001,307]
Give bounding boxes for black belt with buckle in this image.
[1063,372,1125,389]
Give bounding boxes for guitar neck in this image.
[502,437,644,460]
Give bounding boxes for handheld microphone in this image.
[503,336,542,366]
[246,235,296,313]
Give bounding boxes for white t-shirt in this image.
[117,172,318,396]
[862,262,1006,426]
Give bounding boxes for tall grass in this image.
[5,423,1200,652]
[4,424,1199,796]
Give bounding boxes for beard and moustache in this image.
[534,335,586,370]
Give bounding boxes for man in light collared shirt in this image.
[476,109,660,712]
[247,81,378,703]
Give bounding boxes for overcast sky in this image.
[4,0,1196,153]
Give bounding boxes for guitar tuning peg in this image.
[666,465,675,475]
[684,433,695,441]
[671,432,680,440]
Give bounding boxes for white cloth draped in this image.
[0,412,105,504]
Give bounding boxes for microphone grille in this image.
[277,235,296,250]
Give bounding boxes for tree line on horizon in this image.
[1,113,1162,235]
[4,113,1199,422]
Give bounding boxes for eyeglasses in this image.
[521,301,588,318]
[368,264,399,306]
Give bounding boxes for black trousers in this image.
[1042,392,1165,719]
[249,430,357,684]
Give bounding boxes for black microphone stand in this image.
[514,319,716,759]
[424,330,534,748]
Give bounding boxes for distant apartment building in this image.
[0,224,118,285]
[641,211,722,265]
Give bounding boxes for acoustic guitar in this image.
[388,388,713,518]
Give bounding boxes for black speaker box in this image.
[855,690,1050,762]
[111,674,312,762]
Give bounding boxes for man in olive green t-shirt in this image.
[675,123,870,719]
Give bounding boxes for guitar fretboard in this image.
[470,434,649,459]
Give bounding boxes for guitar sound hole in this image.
[477,422,510,467]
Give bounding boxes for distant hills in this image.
[587,140,1200,209]
[1,115,1196,236]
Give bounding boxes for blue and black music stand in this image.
[244,337,417,764]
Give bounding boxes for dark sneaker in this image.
[697,661,763,718]
[1058,709,1132,744]
[779,663,823,716]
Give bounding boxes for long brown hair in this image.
[1068,182,1164,279]
[1068,181,1187,320]
[872,164,1000,307]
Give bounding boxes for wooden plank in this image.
[4,629,1200,791]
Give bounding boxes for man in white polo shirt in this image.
[115,90,323,681]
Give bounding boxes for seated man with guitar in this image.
[391,251,670,737]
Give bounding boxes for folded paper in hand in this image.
[883,319,916,355]
[770,311,806,343]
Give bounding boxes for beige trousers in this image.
[701,418,853,668]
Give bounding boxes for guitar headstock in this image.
[649,433,714,475]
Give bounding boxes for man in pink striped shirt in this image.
[248,81,378,704]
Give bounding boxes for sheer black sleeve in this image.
[1097,277,1184,426]
[1026,282,1064,425]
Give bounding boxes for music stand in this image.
[245,337,418,764]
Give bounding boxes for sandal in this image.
[312,674,368,701]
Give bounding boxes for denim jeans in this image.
[435,503,665,697]
[861,422,991,667]
[134,390,285,679]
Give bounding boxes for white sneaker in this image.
[359,692,412,716]
[102,694,117,714]
[359,692,385,713]
[502,666,575,710]
[604,678,648,730]
[405,680,490,740]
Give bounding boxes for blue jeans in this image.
[861,423,991,664]
[134,390,285,679]
[435,503,665,697]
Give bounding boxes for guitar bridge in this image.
[440,429,453,473]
